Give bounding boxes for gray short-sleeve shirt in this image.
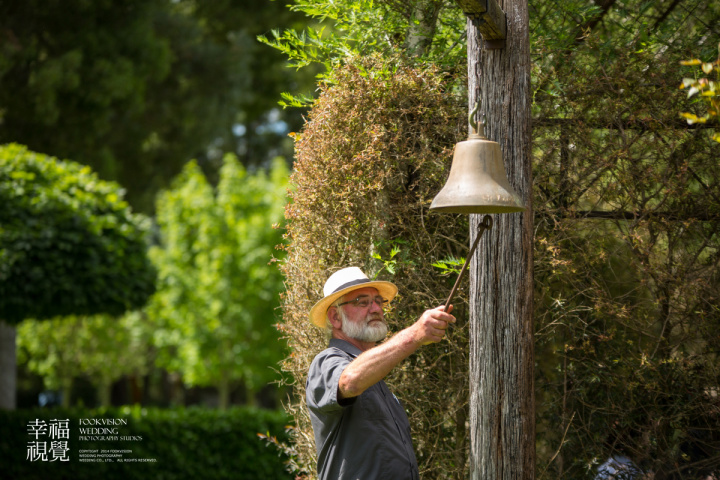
[306,338,420,480]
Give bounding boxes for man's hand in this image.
[411,305,456,345]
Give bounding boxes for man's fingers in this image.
[437,304,454,314]
[433,322,449,338]
[416,306,457,344]
[434,307,456,324]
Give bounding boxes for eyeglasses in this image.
[336,295,389,309]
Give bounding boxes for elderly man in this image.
[306,266,455,480]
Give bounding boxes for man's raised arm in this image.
[337,305,455,399]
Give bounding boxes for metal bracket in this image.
[468,99,487,138]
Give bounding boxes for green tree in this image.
[0,0,311,212]
[258,0,467,104]
[0,143,156,409]
[149,154,288,409]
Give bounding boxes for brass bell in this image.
[430,113,525,214]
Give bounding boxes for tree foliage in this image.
[0,143,156,325]
[148,154,289,409]
[258,0,467,106]
[530,1,720,477]
[679,43,720,140]
[0,0,311,212]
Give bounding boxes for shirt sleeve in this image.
[306,348,357,414]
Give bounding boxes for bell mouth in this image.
[429,203,524,214]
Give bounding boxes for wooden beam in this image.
[454,0,506,41]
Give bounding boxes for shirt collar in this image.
[329,338,363,358]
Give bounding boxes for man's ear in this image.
[327,306,342,329]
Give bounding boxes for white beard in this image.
[340,309,388,343]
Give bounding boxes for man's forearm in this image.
[337,305,454,399]
[338,326,420,399]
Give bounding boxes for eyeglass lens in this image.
[350,295,387,307]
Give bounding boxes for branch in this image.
[542,210,720,222]
[652,0,683,31]
[574,0,617,45]
[534,116,718,130]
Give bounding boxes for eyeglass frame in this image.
[335,294,389,309]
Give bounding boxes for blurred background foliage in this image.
[1,0,719,479]
[0,144,156,324]
[13,153,290,410]
[17,312,150,408]
[0,0,314,213]
[3,0,308,414]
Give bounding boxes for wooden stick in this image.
[443,215,493,313]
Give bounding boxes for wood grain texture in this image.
[466,0,535,478]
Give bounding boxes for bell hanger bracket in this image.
[468,99,486,138]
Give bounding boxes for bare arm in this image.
[338,305,455,399]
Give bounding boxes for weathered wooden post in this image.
[457,0,535,478]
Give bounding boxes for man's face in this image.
[337,287,387,343]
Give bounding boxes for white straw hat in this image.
[309,267,398,328]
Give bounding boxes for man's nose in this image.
[369,300,383,314]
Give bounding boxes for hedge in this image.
[278,55,468,478]
[0,406,292,480]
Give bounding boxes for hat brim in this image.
[309,280,398,328]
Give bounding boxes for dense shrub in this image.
[278,55,469,478]
[0,406,292,480]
